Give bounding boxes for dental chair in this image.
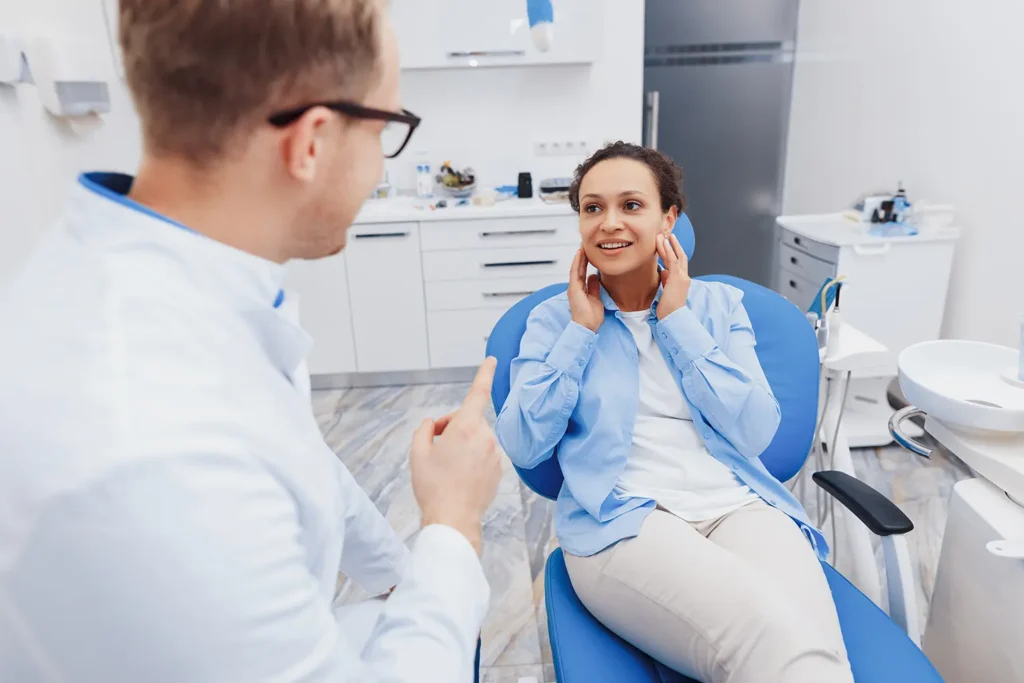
[485,215,943,683]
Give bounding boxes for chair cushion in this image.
[822,563,944,682]
[545,549,943,683]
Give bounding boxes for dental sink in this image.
[898,340,1024,433]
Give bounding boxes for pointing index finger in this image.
[458,356,497,418]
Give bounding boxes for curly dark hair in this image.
[568,141,686,215]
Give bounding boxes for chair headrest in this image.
[671,213,696,261]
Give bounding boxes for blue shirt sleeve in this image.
[656,291,781,458]
[495,305,597,469]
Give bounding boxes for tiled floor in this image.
[317,382,970,683]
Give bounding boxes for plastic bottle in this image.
[415,152,432,198]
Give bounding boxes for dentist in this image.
[0,1,500,681]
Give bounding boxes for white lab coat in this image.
[0,174,489,682]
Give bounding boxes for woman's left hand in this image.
[656,233,691,320]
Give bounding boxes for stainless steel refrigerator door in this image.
[645,0,799,48]
[643,56,794,286]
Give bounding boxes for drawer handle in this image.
[789,280,798,288]
[354,231,409,239]
[448,50,526,58]
[790,256,798,265]
[482,260,557,268]
[482,290,537,299]
[853,243,892,256]
[793,236,802,246]
[479,229,558,238]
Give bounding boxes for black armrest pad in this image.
[812,471,914,536]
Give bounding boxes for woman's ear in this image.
[662,205,679,235]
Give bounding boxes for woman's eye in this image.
[584,204,601,213]
[624,200,642,211]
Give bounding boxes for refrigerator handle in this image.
[644,90,660,150]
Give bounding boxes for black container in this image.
[517,172,533,199]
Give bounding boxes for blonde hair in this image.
[120,0,382,164]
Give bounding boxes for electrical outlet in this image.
[534,140,591,157]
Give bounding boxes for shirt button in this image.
[769,499,778,506]
[704,432,711,439]
[578,360,585,366]
[730,464,737,471]
[672,348,679,355]
[661,332,668,339]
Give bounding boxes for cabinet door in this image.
[345,223,430,372]
[392,0,444,69]
[285,253,357,375]
[402,0,601,70]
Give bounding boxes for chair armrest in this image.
[812,470,914,536]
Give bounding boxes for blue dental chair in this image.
[485,215,942,683]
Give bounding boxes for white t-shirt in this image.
[615,309,759,521]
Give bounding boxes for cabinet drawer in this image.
[777,269,822,313]
[780,228,838,264]
[420,215,577,251]
[425,276,560,311]
[778,243,836,289]
[422,245,576,282]
[428,308,506,369]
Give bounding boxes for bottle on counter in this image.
[415,151,433,198]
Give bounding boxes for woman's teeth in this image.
[598,242,631,250]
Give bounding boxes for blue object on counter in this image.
[867,222,918,237]
[496,185,519,195]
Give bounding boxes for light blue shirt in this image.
[495,279,827,559]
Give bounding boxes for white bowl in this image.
[898,340,1024,433]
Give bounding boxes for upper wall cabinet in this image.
[393,0,604,70]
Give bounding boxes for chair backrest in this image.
[486,214,818,500]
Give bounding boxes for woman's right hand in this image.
[568,247,604,333]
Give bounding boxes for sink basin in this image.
[898,340,1024,433]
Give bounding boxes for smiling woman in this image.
[495,143,854,681]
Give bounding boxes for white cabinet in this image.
[774,216,959,372]
[345,222,430,373]
[393,0,603,70]
[286,253,357,375]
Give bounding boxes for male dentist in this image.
[0,1,502,681]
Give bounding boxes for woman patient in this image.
[495,142,853,683]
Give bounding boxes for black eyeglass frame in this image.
[267,102,421,158]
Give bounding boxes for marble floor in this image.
[315,382,971,683]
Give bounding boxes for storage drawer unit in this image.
[419,216,577,251]
[425,275,558,311]
[422,245,577,282]
[427,308,507,368]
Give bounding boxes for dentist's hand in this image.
[410,358,502,556]
[569,247,604,333]
[656,233,692,320]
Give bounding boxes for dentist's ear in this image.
[282,106,332,183]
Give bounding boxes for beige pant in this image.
[564,501,853,683]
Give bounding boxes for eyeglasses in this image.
[267,101,421,159]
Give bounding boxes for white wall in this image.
[386,1,644,191]
[783,0,1024,347]
[0,0,141,280]
[0,0,643,283]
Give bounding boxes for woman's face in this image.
[577,158,677,277]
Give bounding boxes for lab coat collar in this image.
[75,172,287,310]
[72,172,310,380]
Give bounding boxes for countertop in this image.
[776,213,961,246]
[354,196,576,224]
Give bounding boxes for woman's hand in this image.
[568,247,604,333]
[656,233,692,320]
